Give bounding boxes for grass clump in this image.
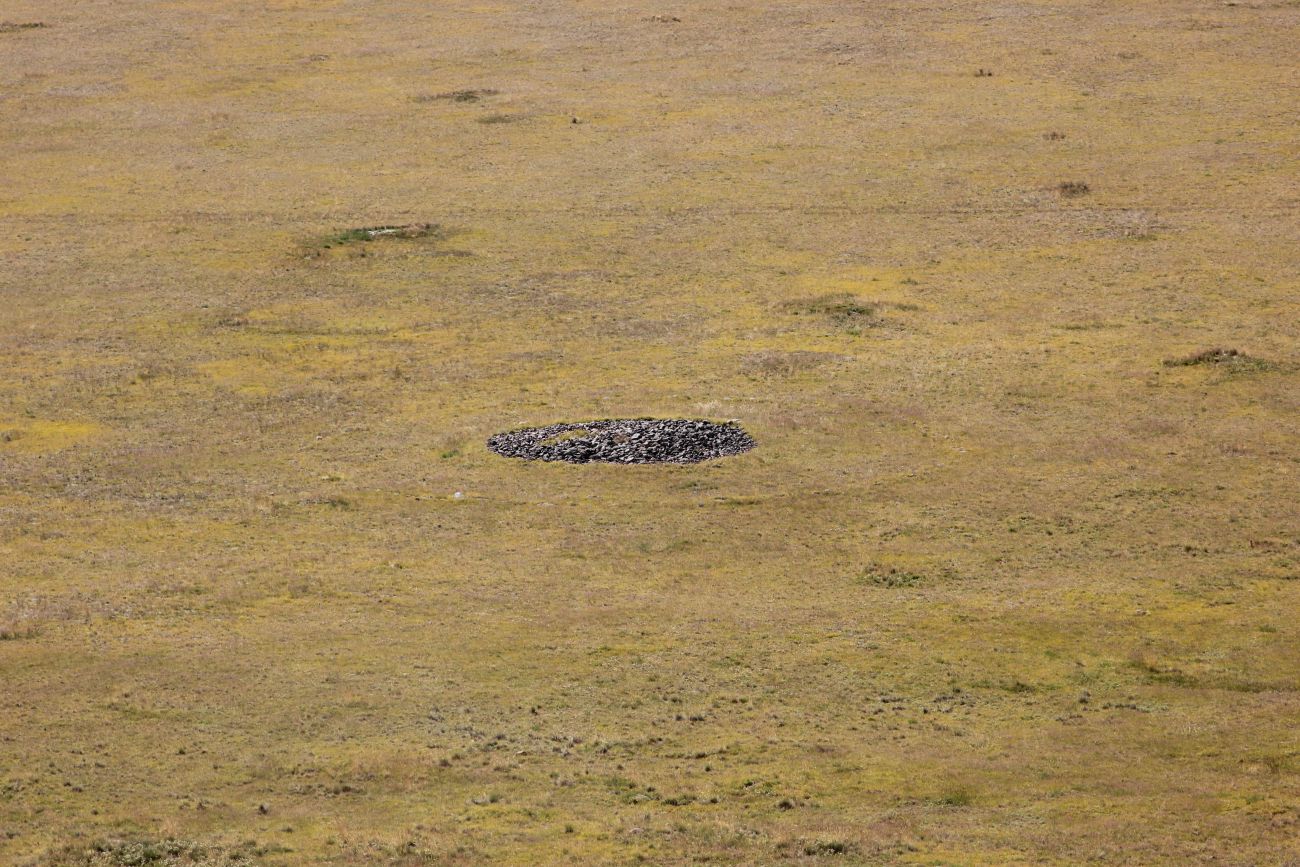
[414,89,500,103]
[606,776,660,804]
[784,293,881,326]
[741,350,841,378]
[782,293,919,333]
[0,621,40,640]
[319,223,443,247]
[309,223,449,254]
[776,837,857,858]
[38,838,261,867]
[802,839,854,856]
[931,788,975,807]
[858,564,924,588]
[1163,348,1273,371]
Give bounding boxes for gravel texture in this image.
[487,418,756,464]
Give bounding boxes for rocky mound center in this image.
[487,419,756,464]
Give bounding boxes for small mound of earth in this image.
[487,419,756,464]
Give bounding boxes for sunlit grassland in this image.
[2,0,1298,863]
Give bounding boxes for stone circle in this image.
[487,418,756,464]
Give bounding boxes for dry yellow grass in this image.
[2,0,1298,864]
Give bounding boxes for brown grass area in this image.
[2,0,1299,864]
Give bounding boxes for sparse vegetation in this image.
[36,839,262,867]
[0,621,40,640]
[317,223,444,247]
[1163,348,1275,370]
[783,293,879,325]
[858,563,925,588]
[782,294,919,332]
[933,788,975,807]
[414,89,500,103]
[1100,208,1161,239]
[741,349,842,378]
[801,839,855,856]
[2,1,1297,865]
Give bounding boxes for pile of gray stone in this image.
[487,418,756,464]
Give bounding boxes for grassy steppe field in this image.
[2,0,1298,863]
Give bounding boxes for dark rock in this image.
[487,418,756,465]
